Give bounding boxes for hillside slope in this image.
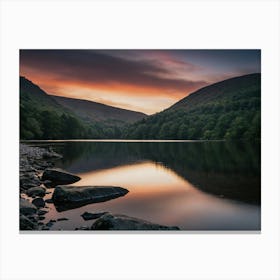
[20,77,85,139]
[20,76,65,113]
[20,77,145,140]
[123,73,261,140]
[52,95,146,124]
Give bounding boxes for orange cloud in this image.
[20,50,260,114]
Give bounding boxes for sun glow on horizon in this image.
[20,50,261,114]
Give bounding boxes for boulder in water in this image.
[41,168,81,186]
[91,213,180,230]
[52,185,129,211]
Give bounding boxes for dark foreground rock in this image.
[52,186,129,211]
[91,213,180,230]
[42,168,81,186]
[81,211,108,221]
[20,198,37,215]
[32,197,45,208]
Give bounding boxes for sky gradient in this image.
[20,50,260,115]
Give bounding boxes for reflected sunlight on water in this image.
[43,158,260,231]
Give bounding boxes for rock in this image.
[91,213,180,230]
[38,209,48,216]
[20,144,62,160]
[20,198,37,215]
[49,219,56,223]
[20,176,41,188]
[26,186,46,197]
[46,222,53,228]
[38,216,45,220]
[20,182,40,191]
[42,168,81,186]
[28,215,39,222]
[57,217,68,221]
[42,180,55,188]
[32,197,45,208]
[52,185,129,211]
[81,211,108,221]
[41,226,50,230]
[45,198,53,204]
[42,150,62,159]
[20,215,38,230]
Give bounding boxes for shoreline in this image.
[20,144,63,230]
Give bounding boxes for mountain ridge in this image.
[20,76,146,139]
[20,73,261,140]
[123,73,261,140]
[168,73,260,111]
[51,95,147,124]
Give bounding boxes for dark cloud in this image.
[20,50,208,94]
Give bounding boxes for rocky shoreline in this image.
[20,143,180,231]
[20,144,63,230]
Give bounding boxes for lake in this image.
[31,140,261,231]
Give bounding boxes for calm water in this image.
[31,141,261,231]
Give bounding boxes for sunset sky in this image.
[20,50,260,115]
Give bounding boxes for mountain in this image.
[20,77,146,140]
[20,76,66,113]
[20,73,261,141]
[20,76,84,140]
[169,73,260,111]
[123,73,261,140]
[52,95,146,125]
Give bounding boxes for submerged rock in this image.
[81,211,108,221]
[42,168,81,186]
[57,217,69,221]
[26,186,46,197]
[52,185,129,211]
[91,213,180,230]
[20,198,37,215]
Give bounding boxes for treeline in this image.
[20,102,260,140]
[122,96,260,140]
[20,103,123,140]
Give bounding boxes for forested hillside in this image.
[20,77,143,140]
[52,95,146,124]
[123,73,261,140]
[20,74,261,140]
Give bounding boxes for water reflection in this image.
[53,141,260,205]
[30,141,261,230]
[43,159,260,230]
